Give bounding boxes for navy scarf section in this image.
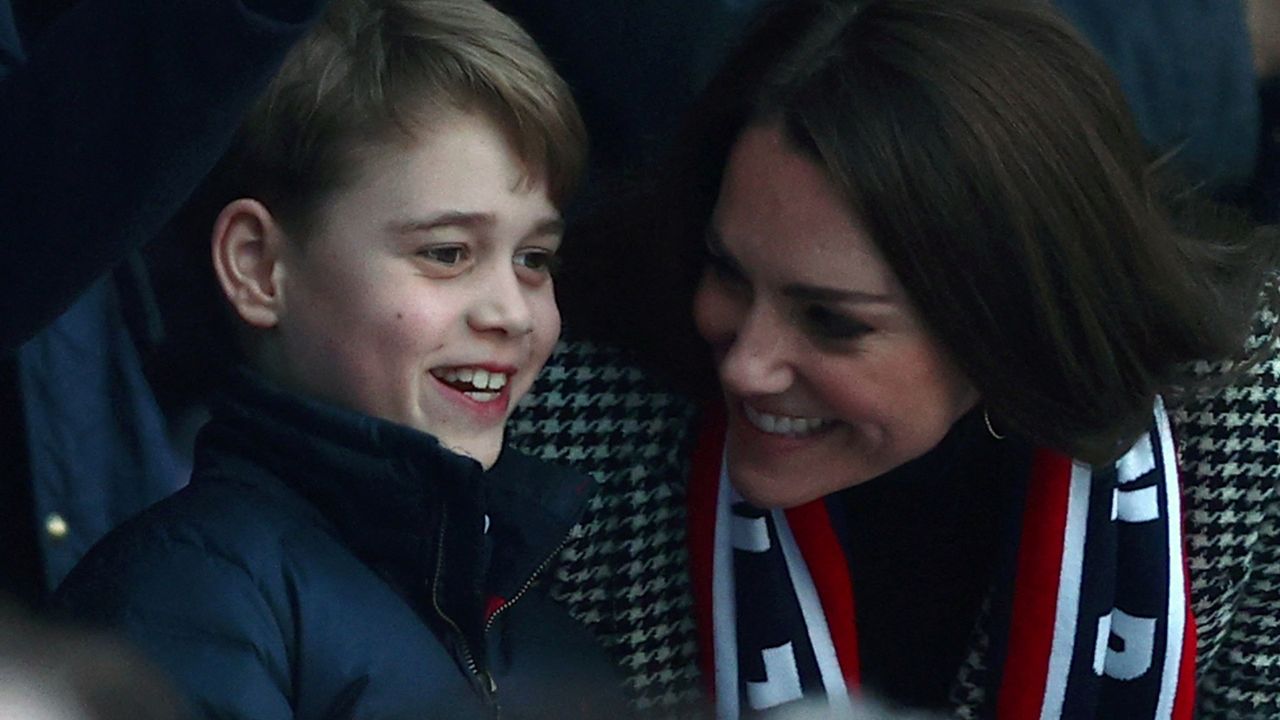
[688,399,1196,719]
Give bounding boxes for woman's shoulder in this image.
[1171,299,1279,496]
[1168,299,1280,687]
[510,336,700,483]
[511,336,707,713]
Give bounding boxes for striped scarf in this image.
[688,399,1196,719]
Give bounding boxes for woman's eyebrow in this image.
[710,226,895,305]
[784,284,896,305]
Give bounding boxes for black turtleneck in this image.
[831,410,1033,710]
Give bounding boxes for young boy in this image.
[56,1,626,717]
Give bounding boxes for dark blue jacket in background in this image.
[0,0,326,602]
[1053,0,1261,192]
[0,2,18,69]
[57,370,627,720]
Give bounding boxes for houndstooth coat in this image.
[507,309,1280,719]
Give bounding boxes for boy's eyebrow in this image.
[390,211,494,234]
[533,218,566,236]
[389,212,565,237]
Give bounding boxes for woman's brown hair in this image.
[563,0,1279,464]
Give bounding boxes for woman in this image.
[515,0,1280,717]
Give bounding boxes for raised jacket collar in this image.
[192,367,593,673]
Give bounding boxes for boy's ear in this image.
[211,198,289,329]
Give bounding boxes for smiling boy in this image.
[215,108,564,468]
[55,1,627,718]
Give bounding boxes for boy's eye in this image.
[801,304,872,341]
[514,248,559,275]
[418,245,468,266]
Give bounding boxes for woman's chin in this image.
[727,469,831,510]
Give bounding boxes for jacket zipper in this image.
[429,506,502,718]
[483,533,573,635]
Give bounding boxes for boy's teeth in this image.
[742,404,830,437]
[431,367,509,392]
[464,390,499,402]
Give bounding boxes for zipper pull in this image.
[478,670,501,719]
[481,670,498,695]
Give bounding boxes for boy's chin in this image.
[439,434,504,471]
[473,445,502,471]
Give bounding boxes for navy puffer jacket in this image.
[57,370,627,719]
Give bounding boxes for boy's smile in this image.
[260,111,562,468]
[429,365,512,402]
[427,363,519,424]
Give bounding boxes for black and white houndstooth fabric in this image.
[509,304,1280,719]
[506,338,705,715]
[1172,304,1280,718]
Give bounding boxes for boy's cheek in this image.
[530,290,562,351]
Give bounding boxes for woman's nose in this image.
[716,304,794,396]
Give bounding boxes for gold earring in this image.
[983,408,1006,440]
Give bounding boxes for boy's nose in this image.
[468,269,534,336]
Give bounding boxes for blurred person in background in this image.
[0,600,188,720]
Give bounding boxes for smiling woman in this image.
[553,0,1280,717]
[694,122,979,508]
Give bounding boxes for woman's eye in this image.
[704,233,738,280]
[514,249,559,275]
[705,253,744,284]
[802,304,871,340]
[418,245,468,266]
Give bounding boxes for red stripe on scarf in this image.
[785,500,862,688]
[1170,435,1197,720]
[1173,506,1198,719]
[688,406,727,697]
[1172,586,1198,720]
[997,448,1073,719]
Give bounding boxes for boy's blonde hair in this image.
[216,0,586,236]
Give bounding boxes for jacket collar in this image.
[193,367,592,637]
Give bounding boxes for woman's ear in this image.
[211,198,288,329]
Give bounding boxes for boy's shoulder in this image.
[51,469,447,720]
[55,469,329,618]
